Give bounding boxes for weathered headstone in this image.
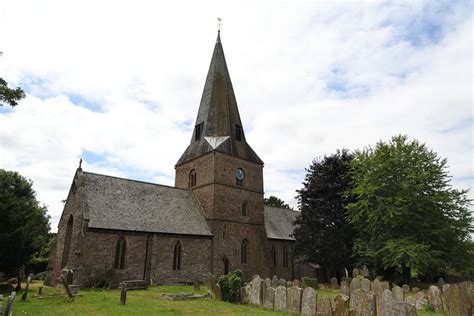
[402,284,410,292]
[361,278,371,292]
[442,283,450,293]
[330,277,339,289]
[381,289,394,316]
[459,281,474,311]
[301,287,317,316]
[67,270,74,285]
[352,267,361,278]
[287,281,292,288]
[292,279,302,288]
[340,280,350,297]
[60,275,74,299]
[287,286,303,313]
[438,277,445,287]
[349,278,361,295]
[69,285,80,296]
[215,283,222,301]
[206,273,216,292]
[317,296,333,316]
[240,284,251,304]
[249,275,263,305]
[38,286,43,296]
[274,286,287,311]
[372,278,385,315]
[21,275,32,301]
[4,292,16,316]
[263,287,275,309]
[350,289,368,314]
[120,285,127,305]
[361,265,370,278]
[392,301,417,316]
[334,294,349,316]
[278,278,287,287]
[414,291,427,310]
[427,285,442,312]
[392,285,404,302]
[264,278,272,290]
[271,275,278,288]
[193,275,200,291]
[367,291,376,316]
[444,283,469,316]
[411,287,420,293]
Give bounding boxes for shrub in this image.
[34,271,47,281]
[86,270,114,288]
[302,277,318,289]
[218,270,243,303]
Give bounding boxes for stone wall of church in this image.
[266,239,298,281]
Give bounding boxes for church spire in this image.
[176,31,263,166]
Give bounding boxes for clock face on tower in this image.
[235,168,245,181]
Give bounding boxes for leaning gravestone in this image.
[361,278,371,292]
[392,302,417,316]
[350,278,362,295]
[392,285,404,302]
[414,291,428,309]
[334,294,349,316]
[340,280,350,297]
[330,277,339,289]
[263,287,275,310]
[215,283,222,301]
[271,275,278,288]
[120,285,127,305]
[427,285,442,312]
[274,286,287,311]
[444,283,469,316]
[301,287,317,316]
[287,287,303,313]
[21,275,32,301]
[381,289,394,316]
[4,292,16,316]
[317,296,333,316]
[249,276,263,305]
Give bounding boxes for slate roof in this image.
[79,171,212,236]
[176,31,263,166]
[264,206,299,241]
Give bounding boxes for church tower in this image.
[175,31,267,278]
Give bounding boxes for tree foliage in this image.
[0,78,25,107]
[0,169,51,275]
[347,135,473,278]
[293,149,355,275]
[264,195,291,209]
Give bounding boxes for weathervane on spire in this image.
[217,17,222,32]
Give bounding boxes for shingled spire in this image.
[176,31,263,166]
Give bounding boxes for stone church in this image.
[46,31,299,287]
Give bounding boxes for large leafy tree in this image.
[347,135,472,280]
[0,78,25,107]
[293,150,355,277]
[0,169,51,275]
[264,195,291,209]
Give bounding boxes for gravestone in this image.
[21,275,32,301]
[444,283,469,316]
[414,291,427,310]
[392,285,404,302]
[120,286,127,305]
[215,283,222,301]
[350,289,368,313]
[361,278,371,292]
[301,287,317,316]
[412,287,420,293]
[317,296,333,316]
[287,281,292,288]
[60,275,74,299]
[402,284,410,292]
[349,278,361,295]
[367,291,377,316]
[442,284,450,294]
[361,265,370,278]
[427,285,442,312]
[372,278,385,315]
[69,285,80,296]
[38,286,43,296]
[352,267,361,278]
[206,273,216,292]
[4,292,16,316]
[271,275,278,288]
[263,287,275,309]
[292,279,302,288]
[392,302,417,316]
[381,289,394,316]
[67,270,74,285]
[438,277,445,287]
[340,280,350,297]
[459,281,474,311]
[330,277,339,289]
[193,275,200,291]
[240,284,251,304]
[287,287,303,313]
[278,278,287,287]
[334,294,349,316]
[265,278,272,290]
[274,286,287,311]
[249,275,263,305]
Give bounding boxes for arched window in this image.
[188,169,197,188]
[271,245,277,267]
[241,239,249,264]
[241,201,248,216]
[283,246,289,268]
[114,236,126,269]
[173,241,182,270]
[61,215,74,268]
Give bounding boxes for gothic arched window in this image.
[61,215,74,268]
[114,236,126,270]
[271,245,277,267]
[241,201,248,216]
[241,239,249,264]
[173,241,182,270]
[282,246,289,268]
[188,169,197,188]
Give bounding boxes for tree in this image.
[264,195,291,209]
[293,149,355,278]
[0,169,51,275]
[0,78,25,107]
[347,135,473,281]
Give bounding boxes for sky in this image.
[0,0,472,232]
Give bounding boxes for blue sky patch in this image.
[67,94,103,112]
[82,150,106,164]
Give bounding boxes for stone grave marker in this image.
[330,277,339,289]
[438,277,445,287]
[21,274,31,301]
[4,291,16,316]
[361,278,371,292]
[352,267,361,278]
[274,286,287,311]
[60,275,74,299]
[412,287,420,293]
[240,284,251,304]
[278,278,287,287]
[69,285,80,296]
[271,275,278,288]
[287,280,292,288]
[414,291,427,310]
[340,280,350,297]
[361,266,370,278]
[193,275,200,291]
[392,302,417,316]
[427,285,442,312]
[206,273,216,291]
[287,286,303,313]
[263,287,275,310]
[444,283,469,316]
[334,294,349,316]
[120,285,127,305]
[349,278,361,295]
[442,284,450,294]
[265,278,272,290]
[249,275,263,305]
[292,279,301,287]
[392,285,404,302]
[317,296,333,316]
[301,287,317,316]
[215,283,222,301]
[459,281,474,311]
[402,284,410,292]
[381,289,394,315]
[372,278,385,315]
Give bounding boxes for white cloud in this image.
[0,0,472,231]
